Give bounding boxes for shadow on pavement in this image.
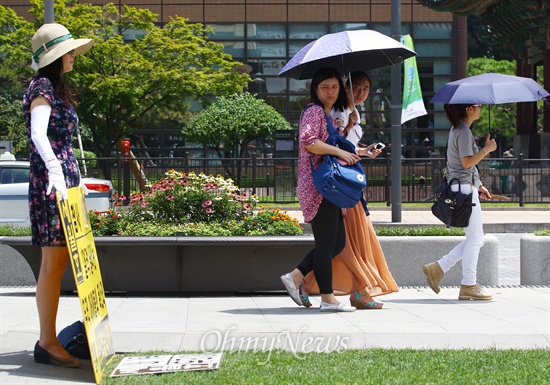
[0,350,95,384]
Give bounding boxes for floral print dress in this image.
[23,77,81,247]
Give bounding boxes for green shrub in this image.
[73,149,98,169]
[0,225,31,236]
[374,226,465,236]
[534,229,550,236]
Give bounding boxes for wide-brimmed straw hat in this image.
[31,23,94,70]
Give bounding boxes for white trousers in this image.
[437,185,484,286]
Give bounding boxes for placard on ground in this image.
[57,187,115,384]
[110,353,223,377]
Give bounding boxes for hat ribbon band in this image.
[33,33,73,64]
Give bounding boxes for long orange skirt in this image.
[302,203,399,297]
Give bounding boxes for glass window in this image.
[205,24,245,39]
[413,23,452,39]
[433,59,452,75]
[414,42,452,57]
[289,23,328,39]
[330,23,368,32]
[256,77,287,94]
[248,23,286,39]
[219,41,245,57]
[248,59,287,76]
[289,79,310,93]
[433,76,452,93]
[289,41,311,57]
[265,95,288,111]
[247,42,286,58]
[289,95,309,111]
[370,23,410,36]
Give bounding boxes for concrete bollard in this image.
[380,235,498,287]
[520,235,550,285]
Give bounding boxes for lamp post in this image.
[390,0,402,222]
[44,0,54,23]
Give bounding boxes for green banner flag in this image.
[401,35,427,124]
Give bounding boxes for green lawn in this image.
[102,349,550,385]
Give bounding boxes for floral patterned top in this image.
[297,103,345,223]
[23,76,80,247]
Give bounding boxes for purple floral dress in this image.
[23,77,80,247]
[297,103,345,223]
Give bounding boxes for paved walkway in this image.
[0,209,549,384]
[287,207,550,233]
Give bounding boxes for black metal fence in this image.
[83,154,550,205]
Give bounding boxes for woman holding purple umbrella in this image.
[423,103,497,300]
[280,67,359,312]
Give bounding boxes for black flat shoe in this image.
[34,341,82,368]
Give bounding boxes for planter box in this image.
[0,235,498,293]
[520,235,550,285]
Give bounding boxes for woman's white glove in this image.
[30,104,68,200]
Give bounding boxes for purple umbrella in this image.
[278,29,416,80]
[430,73,549,104]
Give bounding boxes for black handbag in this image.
[57,320,90,359]
[431,178,476,228]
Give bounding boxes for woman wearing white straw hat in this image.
[23,23,94,368]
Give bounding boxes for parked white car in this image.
[0,154,114,227]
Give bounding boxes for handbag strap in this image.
[445,138,475,188]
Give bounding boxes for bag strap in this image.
[445,135,475,188]
[322,111,339,137]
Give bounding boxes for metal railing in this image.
[82,153,550,205]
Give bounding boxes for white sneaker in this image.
[320,301,356,312]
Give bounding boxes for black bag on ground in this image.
[431,178,476,228]
[57,320,90,359]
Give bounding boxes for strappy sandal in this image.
[299,283,312,308]
[350,292,383,309]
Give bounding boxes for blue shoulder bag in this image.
[308,108,367,208]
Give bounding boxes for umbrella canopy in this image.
[278,29,417,80]
[430,73,550,104]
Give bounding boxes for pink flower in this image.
[202,200,212,207]
[205,208,213,214]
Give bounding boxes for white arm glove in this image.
[30,104,68,199]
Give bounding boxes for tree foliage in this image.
[0,0,250,175]
[185,92,291,181]
[467,15,515,61]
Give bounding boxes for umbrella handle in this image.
[348,71,355,107]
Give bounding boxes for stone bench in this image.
[520,234,550,285]
[1,235,498,292]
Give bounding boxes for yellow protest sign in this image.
[57,187,115,384]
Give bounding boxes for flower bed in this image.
[91,170,303,236]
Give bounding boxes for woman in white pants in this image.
[423,103,497,300]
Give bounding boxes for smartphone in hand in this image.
[367,142,385,155]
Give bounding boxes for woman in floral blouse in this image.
[24,23,93,368]
[280,67,359,312]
